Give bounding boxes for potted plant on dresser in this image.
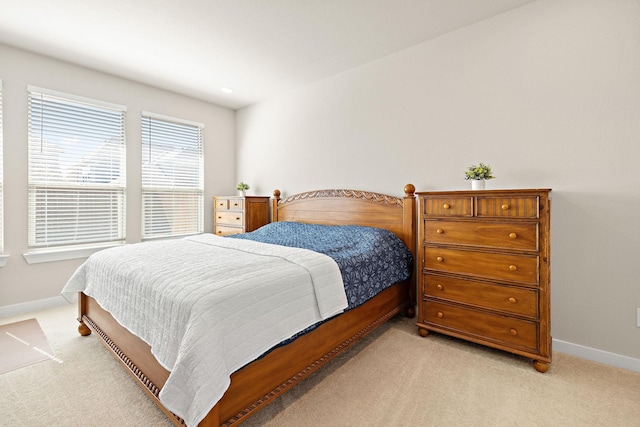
[236,182,250,196]
[464,162,495,190]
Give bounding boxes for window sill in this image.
[0,255,8,268]
[23,243,123,264]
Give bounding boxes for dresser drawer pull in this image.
[436,256,444,262]
[508,297,517,304]
[443,203,450,209]
[436,284,444,291]
[217,216,222,219]
[509,265,517,271]
[236,217,241,220]
[510,328,518,336]
[502,204,509,210]
[509,232,517,239]
[437,312,444,318]
[436,229,444,234]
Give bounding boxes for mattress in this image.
[62,233,347,426]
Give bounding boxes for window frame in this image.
[140,111,204,241]
[24,86,127,264]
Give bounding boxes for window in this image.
[27,86,126,252]
[141,112,203,240]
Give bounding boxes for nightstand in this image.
[213,196,270,236]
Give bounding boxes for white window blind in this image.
[27,87,126,250]
[141,113,203,240]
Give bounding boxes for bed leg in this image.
[77,320,91,336]
[404,305,415,318]
[77,292,92,336]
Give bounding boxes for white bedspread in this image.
[62,233,347,426]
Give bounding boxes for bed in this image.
[67,184,417,426]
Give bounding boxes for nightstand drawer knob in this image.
[436,284,444,290]
[510,328,518,336]
[508,297,517,303]
[502,204,509,210]
[509,265,517,271]
[436,256,444,262]
[436,229,444,234]
[443,203,450,209]
[509,232,517,239]
[437,312,444,318]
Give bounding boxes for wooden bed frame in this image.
[76,184,417,426]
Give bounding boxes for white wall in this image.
[0,43,236,309]
[237,0,640,361]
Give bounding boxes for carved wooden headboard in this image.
[271,184,416,255]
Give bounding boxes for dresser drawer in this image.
[421,301,538,351]
[476,196,539,218]
[422,196,473,217]
[424,274,538,317]
[424,220,538,251]
[216,198,244,211]
[216,211,244,226]
[215,225,243,236]
[424,247,539,285]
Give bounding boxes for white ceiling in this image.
[0,0,537,110]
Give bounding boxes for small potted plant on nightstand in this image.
[236,182,250,196]
[464,162,495,190]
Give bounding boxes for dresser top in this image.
[213,195,270,199]
[416,188,551,196]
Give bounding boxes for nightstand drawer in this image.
[216,211,244,226]
[422,301,538,351]
[422,196,473,217]
[424,220,538,251]
[215,225,243,236]
[216,198,244,211]
[424,247,539,285]
[424,274,538,317]
[476,196,539,218]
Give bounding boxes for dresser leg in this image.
[533,360,549,373]
[417,326,430,337]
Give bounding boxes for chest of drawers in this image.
[213,196,270,236]
[416,189,551,372]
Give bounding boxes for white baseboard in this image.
[553,338,640,373]
[0,296,72,319]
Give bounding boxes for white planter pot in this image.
[471,180,486,190]
[238,190,246,197]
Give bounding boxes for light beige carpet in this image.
[1,303,639,426]
[0,318,58,374]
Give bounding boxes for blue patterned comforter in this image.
[228,221,413,310]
